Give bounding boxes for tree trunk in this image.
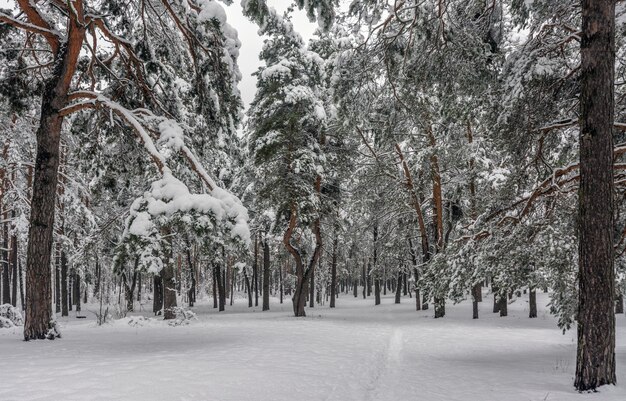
[434,297,445,318]
[153,275,163,315]
[279,260,284,304]
[10,230,17,307]
[54,243,61,313]
[215,264,225,312]
[2,213,9,305]
[185,248,195,307]
[263,236,270,311]
[309,257,316,308]
[362,261,367,299]
[575,0,616,390]
[330,234,338,308]
[492,282,500,313]
[24,13,85,339]
[61,251,68,317]
[472,283,481,319]
[162,258,177,320]
[123,268,137,313]
[394,271,402,304]
[499,292,508,317]
[74,271,81,313]
[212,267,217,308]
[19,260,24,311]
[403,272,408,296]
[529,287,537,318]
[244,268,253,307]
[94,258,100,297]
[253,234,259,307]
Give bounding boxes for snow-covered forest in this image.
[0,0,625,399]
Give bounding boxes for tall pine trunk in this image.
[575,0,616,389]
[24,11,86,339]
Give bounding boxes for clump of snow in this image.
[158,119,186,152]
[127,211,155,237]
[197,0,227,25]
[0,304,23,328]
[46,319,62,340]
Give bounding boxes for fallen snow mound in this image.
[0,304,23,328]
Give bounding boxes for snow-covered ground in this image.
[1,291,625,401]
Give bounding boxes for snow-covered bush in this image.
[46,320,61,339]
[167,307,197,326]
[0,304,24,328]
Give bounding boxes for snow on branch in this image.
[62,91,250,250]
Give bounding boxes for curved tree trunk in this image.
[575,0,616,390]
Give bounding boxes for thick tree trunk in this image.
[615,293,624,314]
[575,0,616,390]
[24,12,85,339]
[263,237,270,311]
[529,287,537,318]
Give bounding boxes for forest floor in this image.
[1,291,625,401]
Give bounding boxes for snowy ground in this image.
[1,291,625,401]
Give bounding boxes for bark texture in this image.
[575,0,616,390]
